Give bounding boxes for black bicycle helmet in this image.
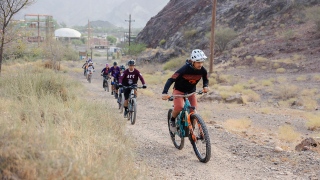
[120,65,125,70]
[113,62,117,66]
[127,59,135,66]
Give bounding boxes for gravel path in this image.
[68,59,320,180]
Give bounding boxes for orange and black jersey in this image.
[162,64,208,94]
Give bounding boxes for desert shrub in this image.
[163,56,186,71]
[254,56,268,63]
[273,62,281,69]
[215,27,238,52]
[276,76,287,83]
[184,29,197,39]
[159,39,166,45]
[242,89,261,102]
[296,75,307,81]
[274,84,299,100]
[301,97,318,111]
[278,125,300,142]
[276,68,286,73]
[280,29,295,41]
[306,6,320,31]
[313,74,320,81]
[300,88,317,97]
[306,113,320,131]
[123,43,147,56]
[261,79,274,86]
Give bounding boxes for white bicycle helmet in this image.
[190,49,207,62]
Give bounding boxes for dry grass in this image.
[296,75,308,81]
[163,56,187,71]
[313,74,320,82]
[305,113,320,130]
[0,64,146,179]
[260,107,272,114]
[274,84,299,100]
[278,125,301,142]
[300,88,318,97]
[224,118,252,132]
[242,89,261,102]
[254,56,268,63]
[276,68,286,73]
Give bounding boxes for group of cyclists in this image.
[83,58,147,118]
[82,58,95,81]
[81,49,209,133]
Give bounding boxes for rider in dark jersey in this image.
[162,49,209,132]
[108,62,120,95]
[119,59,147,117]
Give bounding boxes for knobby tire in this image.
[167,108,184,150]
[119,93,124,113]
[189,114,211,163]
[130,98,137,125]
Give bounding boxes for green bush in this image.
[163,56,186,71]
[215,27,238,52]
[184,29,197,39]
[159,39,166,45]
[124,43,146,56]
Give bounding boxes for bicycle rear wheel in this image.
[118,93,124,113]
[129,98,137,125]
[168,108,184,150]
[189,114,211,163]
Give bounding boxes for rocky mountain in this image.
[16,0,169,27]
[136,0,320,71]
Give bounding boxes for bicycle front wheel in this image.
[88,74,92,83]
[118,93,124,113]
[129,98,137,125]
[104,80,109,92]
[189,114,211,163]
[168,108,184,150]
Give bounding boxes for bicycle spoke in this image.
[190,114,211,163]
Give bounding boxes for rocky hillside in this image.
[136,0,320,71]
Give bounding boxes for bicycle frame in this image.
[123,84,143,125]
[171,92,200,142]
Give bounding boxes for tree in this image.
[107,35,117,45]
[215,27,238,52]
[0,0,34,74]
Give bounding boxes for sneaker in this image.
[124,109,128,118]
[170,120,177,132]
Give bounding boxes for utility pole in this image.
[37,15,40,47]
[125,14,135,47]
[209,0,217,74]
[87,19,91,52]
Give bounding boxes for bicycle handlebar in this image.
[122,84,143,89]
[167,90,204,101]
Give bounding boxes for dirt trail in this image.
[69,59,320,180]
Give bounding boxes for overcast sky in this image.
[16,0,169,28]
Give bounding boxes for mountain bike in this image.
[111,78,118,99]
[117,87,125,113]
[102,75,109,92]
[87,71,93,83]
[167,91,211,163]
[123,84,143,125]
